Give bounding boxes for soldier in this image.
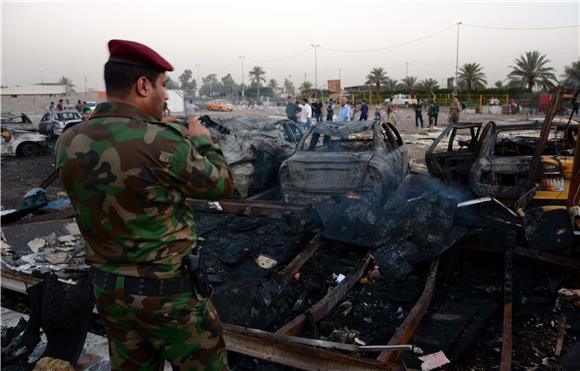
[55,39,232,370]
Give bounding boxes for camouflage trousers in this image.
[94,279,228,371]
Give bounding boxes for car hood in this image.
[283,151,373,192]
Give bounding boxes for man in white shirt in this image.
[185,100,197,117]
[301,98,312,128]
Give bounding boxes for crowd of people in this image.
[44,98,94,121]
[285,94,462,132]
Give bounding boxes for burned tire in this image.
[404,102,410,108]
[18,142,40,157]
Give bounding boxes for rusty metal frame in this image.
[500,248,513,371]
[188,199,304,216]
[223,324,400,370]
[377,257,440,363]
[276,254,373,336]
[279,232,322,278]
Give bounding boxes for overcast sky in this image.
[2,0,579,91]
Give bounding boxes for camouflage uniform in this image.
[56,102,232,370]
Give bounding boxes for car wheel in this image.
[18,142,39,157]
[404,102,409,108]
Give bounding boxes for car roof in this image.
[311,121,375,137]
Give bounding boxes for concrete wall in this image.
[1,92,104,114]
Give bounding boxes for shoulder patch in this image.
[159,151,174,163]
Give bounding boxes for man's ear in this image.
[135,76,151,98]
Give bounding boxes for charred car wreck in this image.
[280,120,410,205]
[200,115,303,199]
[426,119,577,201]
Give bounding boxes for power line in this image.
[320,25,456,53]
[462,23,579,31]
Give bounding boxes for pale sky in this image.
[2,0,579,91]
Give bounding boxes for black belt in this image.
[93,269,191,296]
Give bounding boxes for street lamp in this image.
[311,44,320,96]
[454,21,462,93]
[238,56,246,102]
[194,64,201,98]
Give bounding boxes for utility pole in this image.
[405,61,409,78]
[238,56,245,102]
[84,76,87,94]
[194,64,201,98]
[311,44,320,96]
[338,68,341,81]
[455,21,462,93]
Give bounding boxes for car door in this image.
[425,123,483,185]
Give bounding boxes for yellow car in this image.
[207,101,234,112]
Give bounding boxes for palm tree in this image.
[401,76,417,93]
[58,76,75,93]
[507,51,557,92]
[494,80,504,88]
[299,81,313,95]
[365,67,388,90]
[458,63,487,91]
[385,78,398,92]
[249,66,266,99]
[268,78,278,90]
[419,78,439,93]
[562,59,580,85]
[283,78,295,95]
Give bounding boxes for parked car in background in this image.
[1,129,49,157]
[384,94,417,108]
[38,110,82,138]
[425,118,578,200]
[280,120,409,205]
[1,113,34,131]
[207,100,234,112]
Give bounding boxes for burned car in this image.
[280,120,410,205]
[38,110,82,138]
[200,115,304,199]
[1,129,49,157]
[426,119,577,200]
[1,112,34,131]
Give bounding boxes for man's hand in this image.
[186,116,211,140]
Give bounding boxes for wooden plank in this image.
[377,258,440,363]
[279,232,321,278]
[276,254,373,336]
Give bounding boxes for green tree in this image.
[178,69,197,97]
[299,81,313,95]
[400,76,417,92]
[365,67,388,90]
[220,73,236,95]
[418,78,439,93]
[268,78,278,90]
[200,74,218,96]
[494,80,504,88]
[508,50,557,92]
[248,66,266,99]
[283,78,295,95]
[58,76,75,93]
[561,59,580,85]
[385,78,398,92]
[458,62,487,91]
[166,76,179,90]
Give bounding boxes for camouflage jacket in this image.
[56,102,232,279]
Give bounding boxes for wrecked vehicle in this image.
[1,113,34,131]
[426,119,577,200]
[200,115,303,199]
[38,111,82,138]
[280,120,410,205]
[1,129,49,157]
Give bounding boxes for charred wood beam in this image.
[188,199,304,216]
[1,269,42,293]
[279,232,322,278]
[276,254,373,336]
[377,257,440,363]
[223,324,399,370]
[500,248,513,371]
[245,187,280,201]
[462,244,580,270]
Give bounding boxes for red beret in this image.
[108,39,173,72]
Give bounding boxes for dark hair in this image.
[104,61,162,97]
[302,98,309,103]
